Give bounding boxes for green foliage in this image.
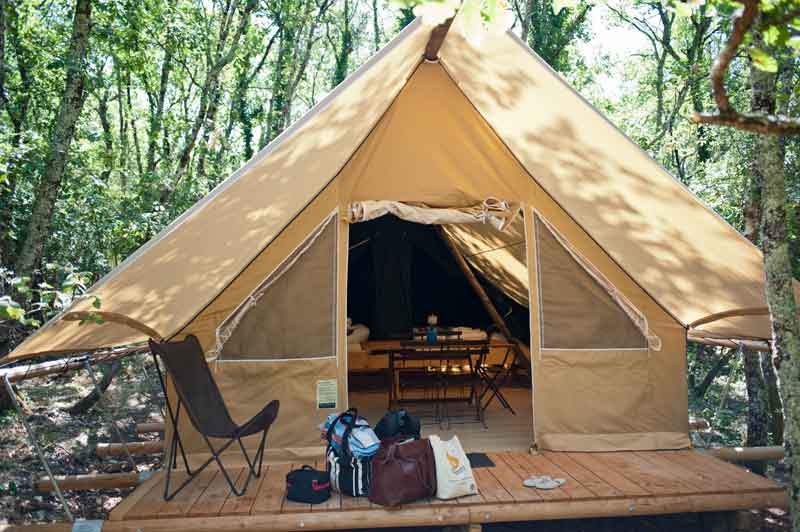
[667,0,800,71]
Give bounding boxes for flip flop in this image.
[523,475,566,490]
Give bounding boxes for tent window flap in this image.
[535,214,657,351]
[213,213,338,361]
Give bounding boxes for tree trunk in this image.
[331,0,353,89]
[66,360,122,415]
[752,56,800,532]
[372,0,381,51]
[0,385,12,413]
[741,77,771,465]
[742,347,769,474]
[694,348,733,399]
[14,0,91,276]
[126,75,143,184]
[97,90,113,182]
[761,351,784,444]
[0,2,33,265]
[168,0,257,198]
[145,49,171,176]
[265,28,293,143]
[195,88,221,183]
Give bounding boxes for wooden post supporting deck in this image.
[135,421,165,434]
[35,472,147,492]
[96,440,163,457]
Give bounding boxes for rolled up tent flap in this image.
[346,198,520,230]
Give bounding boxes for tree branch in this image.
[692,111,800,136]
[709,0,758,114]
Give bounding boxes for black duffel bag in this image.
[375,409,421,441]
[286,465,331,504]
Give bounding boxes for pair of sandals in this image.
[523,475,566,490]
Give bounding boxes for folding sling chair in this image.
[148,335,280,500]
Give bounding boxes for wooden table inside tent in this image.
[369,339,516,425]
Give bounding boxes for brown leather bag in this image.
[368,438,437,506]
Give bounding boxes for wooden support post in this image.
[0,347,143,384]
[689,417,710,431]
[438,228,529,369]
[705,446,784,462]
[35,472,145,492]
[424,18,453,61]
[96,440,163,458]
[136,421,165,434]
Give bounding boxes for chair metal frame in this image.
[150,351,269,501]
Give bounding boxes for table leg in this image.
[388,352,394,410]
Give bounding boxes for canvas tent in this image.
[4,16,784,459]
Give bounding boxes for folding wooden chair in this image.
[148,335,279,500]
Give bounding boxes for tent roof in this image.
[5,17,780,361]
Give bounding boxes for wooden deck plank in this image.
[528,453,595,500]
[108,469,164,521]
[124,472,169,520]
[340,492,372,510]
[659,451,741,494]
[541,451,623,498]
[112,450,789,525]
[220,466,268,516]
[591,451,695,495]
[251,463,290,515]
[484,452,541,502]
[188,468,244,517]
[473,467,512,503]
[665,450,782,491]
[159,469,218,518]
[635,451,724,494]
[567,453,650,496]
[500,452,570,501]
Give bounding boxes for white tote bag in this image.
[429,435,478,499]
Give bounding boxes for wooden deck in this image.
[71,449,785,531]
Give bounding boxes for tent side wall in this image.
[168,181,345,463]
[527,181,689,451]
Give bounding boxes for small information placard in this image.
[317,379,337,409]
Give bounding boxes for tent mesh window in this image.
[216,214,338,361]
[535,215,648,350]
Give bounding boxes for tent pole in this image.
[437,227,529,370]
[424,18,454,61]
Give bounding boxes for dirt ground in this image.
[0,353,163,525]
[0,355,792,530]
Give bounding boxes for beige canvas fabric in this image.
[443,216,528,307]
[536,216,648,350]
[217,215,337,361]
[527,198,688,451]
[438,29,773,340]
